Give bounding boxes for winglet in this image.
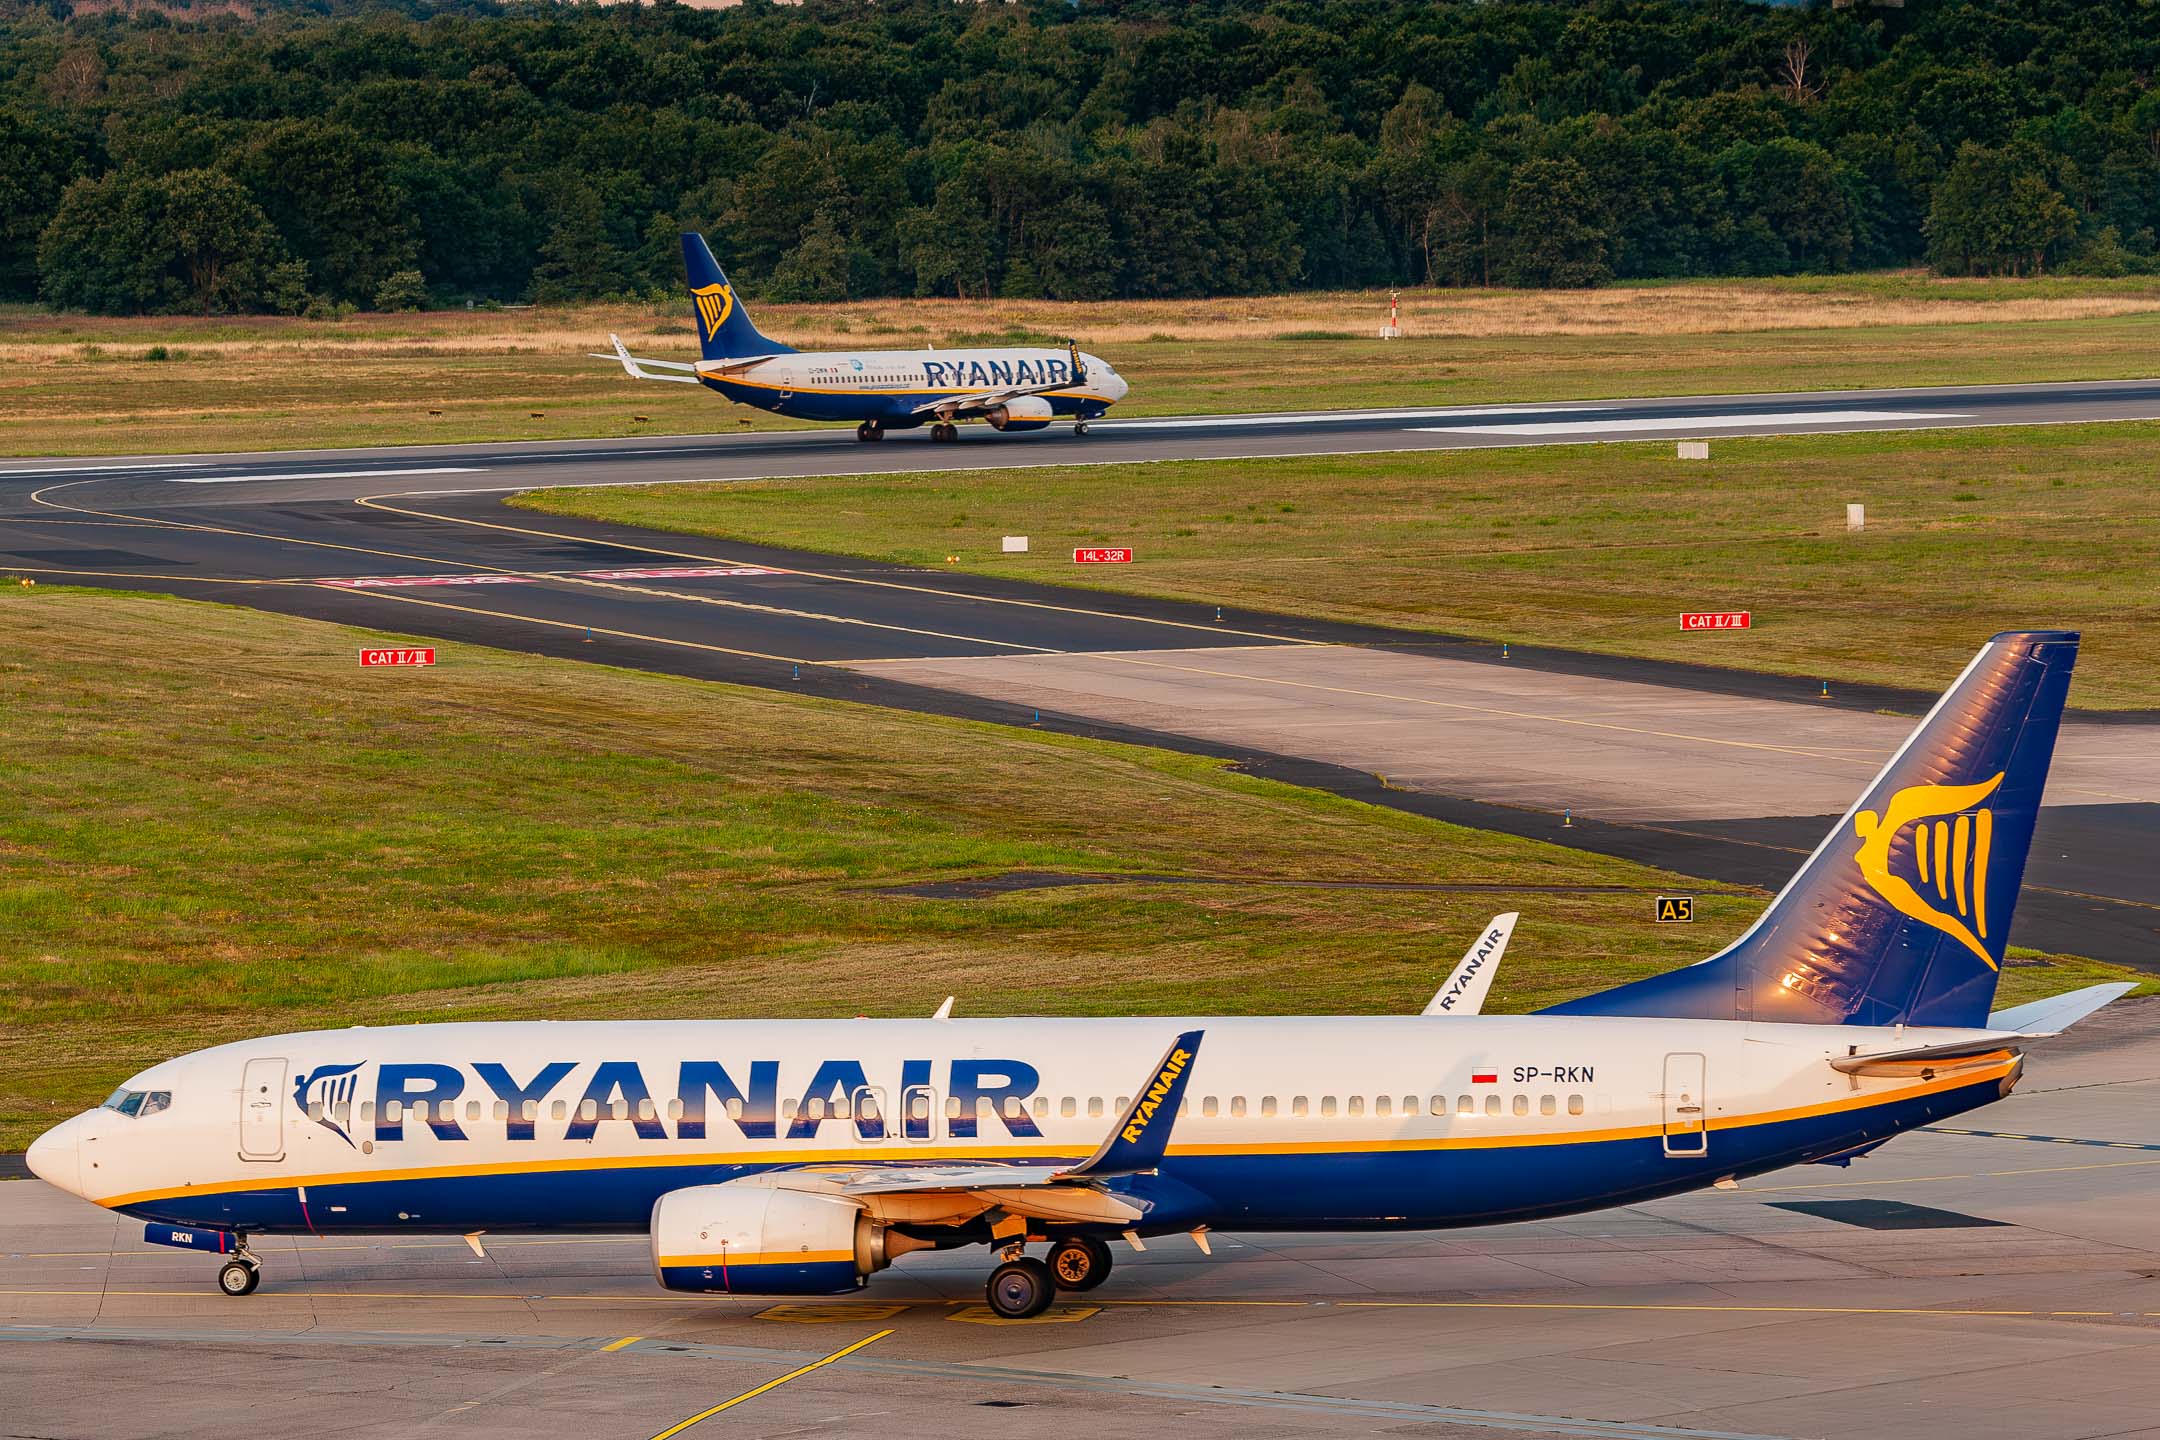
[610,333,637,378]
[1055,1030,1202,1180]
[1422,912,1517,1016]
[933,996,955,1021]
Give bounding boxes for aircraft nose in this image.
[26,1115,84,1197]
[1108,369,1129,401]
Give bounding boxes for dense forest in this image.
[3,0,2159,313]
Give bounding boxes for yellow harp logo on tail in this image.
[692,282,734,341]
[1851,772,2005,969]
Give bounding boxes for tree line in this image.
[4,0,2159,314]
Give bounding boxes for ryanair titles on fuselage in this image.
[296,1058,1044,1148]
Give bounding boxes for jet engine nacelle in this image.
[985,396,1054,431]
[650,1181,922,1294]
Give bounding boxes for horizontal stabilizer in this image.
[1987,982,2136,1035]
[1422,913,1517,1016]
[1829,1036,2021,1078]
[591,334,701,383]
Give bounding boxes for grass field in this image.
[5,590,2139,1152]
[2,273,2159,454]
[516,420,2160,710]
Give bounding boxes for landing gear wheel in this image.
[1074,421,1091,436]
[985,1256,1055,1319]
[1048,1236,1112,1292]
[931,422,958,443]
[217,1259,260,1296]
[855,421,885,442]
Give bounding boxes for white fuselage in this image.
[30,1013,2017,1239]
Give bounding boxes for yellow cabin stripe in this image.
[92,1061,2013,1211]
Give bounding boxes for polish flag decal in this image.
[1471,1072,1498,1084]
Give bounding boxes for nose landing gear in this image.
[216,1238,262,1296]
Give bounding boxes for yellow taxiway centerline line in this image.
[648,1328,892,1440]
[600,1335,643,1351]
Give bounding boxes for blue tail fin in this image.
[1545,632,2079,1028]
[680,234,794,361]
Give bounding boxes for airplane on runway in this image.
[28,631,2134,1319]
[594,234,1129,443]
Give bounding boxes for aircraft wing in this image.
[1421,913,1517,1016]
[771,1031,1204,1228]
[589,333,701,383]
[908,378,1071,418]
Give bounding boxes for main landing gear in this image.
[1073,420,1091,436]
[983,1235,1115,1318]
[854,420,885,442]
[216,1237,262,1296]
[930,422,959,443]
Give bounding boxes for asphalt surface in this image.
[5,381,2158,968]
[7,1000,2157,1440]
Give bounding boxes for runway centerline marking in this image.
[648,1328,892,1439]
[1419,409,1970,436]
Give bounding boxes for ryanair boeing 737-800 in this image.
[595,234,1128,442]
[28,632,2129,1319]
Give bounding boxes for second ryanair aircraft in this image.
[26,632,2132,1318]
[596,233,1128,441]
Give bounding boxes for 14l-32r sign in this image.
[1073,548,1133,564]
[1680,611,1751,631]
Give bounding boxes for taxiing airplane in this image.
[28,632,2128,1319]
[594,234,1129,442]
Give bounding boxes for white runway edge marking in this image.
[318,565,778,588]
[1418,410,1970,436]
[1109,406,1579,430]
[0,461,199,478]
[168,467,488,485]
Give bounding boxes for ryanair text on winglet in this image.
[1121,1047,1192,1144]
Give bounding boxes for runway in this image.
[6,1000,2157,1440]
[6,380,2160,967]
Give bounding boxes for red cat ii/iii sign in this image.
[359,648,436,667]
[1679,611,1751,631]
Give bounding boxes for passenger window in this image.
[945,1096,961,1119]
[307,1100,324,1121]
[1402,1095,1420,1116]
[1201,1096,1219,1118]
[1292,1096,1309,1117]
[1435,1095,1452,1115]
[1457,1095,1473,1115]
[578,1099,598,1122]
[492,1101,508,1121]
[1260,1096,1277,1117]
[1540,1095,1556,1117]
[725,1098,743,1120]
[1513,1095,1529,1117]
[1568,1094,1585,1116]
[1033,1096,1049,1119]
[1230,1096,1247,1118]
[361,1102,375,1123]
[1003,1097,1024,1119]
[551,1100,566,1121]
[1347,1096,1365,1117]
[523,1100,539,1123]
[467,1100,482,1123]
[978,1097,994,1118]
[385,1100,405,1123]
[1484,1095,1502,1116]
[833,1098,852,1120]
[1060,1097,1076,1119]
[1374,1096,1391,1117]
[638,1099,658,1122]
[1116,1097,1130,1111]
[1320,1096,1337,1117]
[1087,1097,1103,1118]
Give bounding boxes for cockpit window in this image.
[100,1088,170,1117]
